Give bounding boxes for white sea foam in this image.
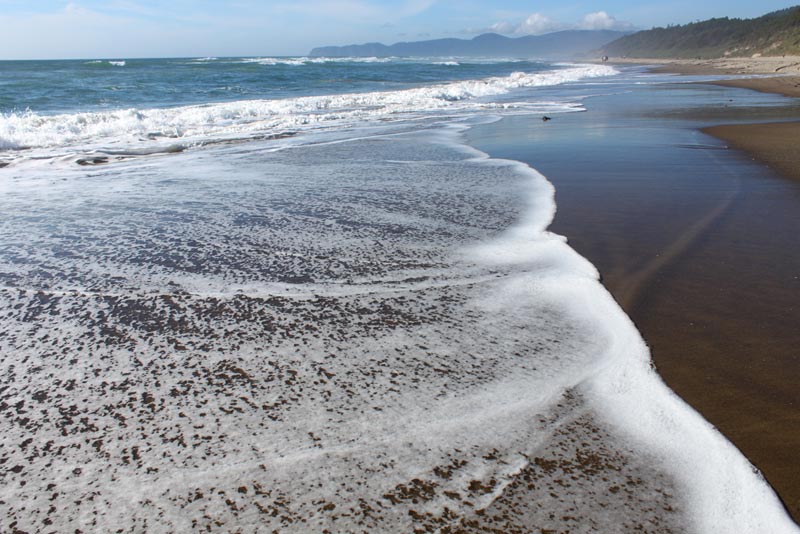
[237,56,392,66]
[0,123,631,532]
[0,109,797,532]
[306,56,393,64]
[85,59,126,66]
[239,57,308,66]
[0,64,615,159]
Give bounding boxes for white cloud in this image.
[484,12,565,36]
[580,11,632,31]
[481,10,632,36]
[515,13,564,35]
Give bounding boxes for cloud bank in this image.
[484,11,632,36]
[581,11,632,31]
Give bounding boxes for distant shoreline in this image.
[602,55,800,75]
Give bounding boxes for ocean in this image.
[0,57,796,532]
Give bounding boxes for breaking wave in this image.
[0,64,615,156]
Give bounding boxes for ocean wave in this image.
[238,57,308,66]
[84,60,126,67]
[237,56,393,66]
[307,56,393,64]
[242,57,521,66]
[0,64,615,156]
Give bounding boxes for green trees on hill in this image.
[601,6,800,58]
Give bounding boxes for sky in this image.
[0,0,798,59]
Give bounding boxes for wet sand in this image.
[703,121,800,181]
[676,70,800,520]
[706,77,800,98]
[467,80,800,523]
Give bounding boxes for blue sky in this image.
[0,0,797,59]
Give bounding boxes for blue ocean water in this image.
[0,57,551,114]
[0,57,610,156]
[0,57,797,533]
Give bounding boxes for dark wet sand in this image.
[684,80,800,521]
[626,172,800,523]
[706,77,800,99]
[468,81,800,523]
[703,121,800,181]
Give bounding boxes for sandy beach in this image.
[605,55,800,75]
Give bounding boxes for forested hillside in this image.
[601,6,800,58]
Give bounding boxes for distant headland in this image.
[309,30,628,59]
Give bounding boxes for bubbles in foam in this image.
[0,117,796,532]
